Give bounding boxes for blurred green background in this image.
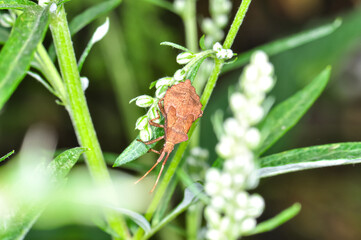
[2,0,361,239]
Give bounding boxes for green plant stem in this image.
[223,0,251,49]
[34,44,66,103]
[134,2,252,239]
[182,0,198,52]
[49,5,129,240]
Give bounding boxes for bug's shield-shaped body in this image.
[135,79,203,192]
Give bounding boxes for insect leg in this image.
[148,148,161,154]
[134,151,166,185]
[150,151,171,193]
[158,98,166,118]
[137,135,164,145]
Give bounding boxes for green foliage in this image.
[0,148,86,240]
[143,183,204,240]
[0,0,36,10]
[113,127,164,167]
[257,66,331,155]
[244,203,301,236]
[0,5,49,110]
[0,27,9,43]
[222,19,342,73]
[258,142,361,177]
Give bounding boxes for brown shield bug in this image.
[135,79,203,192]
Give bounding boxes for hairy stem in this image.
[49,5,129,240]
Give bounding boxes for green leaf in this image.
[0,147,86,240]
[160,41,191,53]
[0,27,9,44]
[108,207,151,233]
[257,66,331,155]
[48,0,122,60]
[143,183,204,240]
[78,18,109,72]
[258,142,361,178]
[0,0,36,9]
[113,127,164,167]
[244,203,301,236]
[222,18,342,73]
[0,6,49,110]
[0,150,14,162]
[69,0,121,35]
[199,34,206,50]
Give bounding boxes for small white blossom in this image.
[155,85,168,98]
[176,52,194,65]
[130,95,154,108]
[49,3,57,13]
[155,77,173,89]
[205,51,274,239]
[91,18,109,44]
[135,115,148,130]
[139,125,152,141]
[80,77,89,91]
[173,0,186,14]
[173,68,186,81]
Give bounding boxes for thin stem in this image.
[223,0,251,49]
[182,0,198,52]
[34,44,66,103]
[49,5,130,240]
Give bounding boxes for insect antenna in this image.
[150,152,171,193]
[134,151,166,185]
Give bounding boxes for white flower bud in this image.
[80,77,89,91]
[205,182,220,196]
[247,194,265,217]
[220,173,232,188]
[259,62,274,76]
[247,105,264,124]
[211,196,225,209]
[134,95,154,108]
[214,15,228,28]
[251,51,268,65]
[230,92,247,112]
[155,85,168,98]
[0,12,15,28]
[173,69,186,81]
[236,192,249,208]
[206,168,220,183]
[259,75,274,92]
[205,206,221,226]
[135,115,148,130]
[219,217,231,231]
[49,3,57,13]
[226,49,234,59]
[244,65,259,82]
[174,0,186,13]
[91,18,109,44]
[241,218,256,233]
[155,77,173,89]
[140,125,152,141]
[216,136,235,158]
[202,18,216,34]
[176,52,194,65]
[212,42,223,52]
[233,173,246,186]
[221,188,234,199]
[245,128,261,149]
[234,209,246,221]
[206,229,223,240]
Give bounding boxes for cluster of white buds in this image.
[0,10,16,28]
[185,147,209,181]
[204,51,275,240]
[213,42,233,60]
[201,0,232,48]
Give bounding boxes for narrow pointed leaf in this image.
[0,150,14,162]
[0,6,49,110]
[0,147,86,240]
[258,142,361,178]
[222,19,341,73]
[113,127,164,167]
[244,203,301,236]
[257,67,331,155]
[160,41,191,52]
[108,207,151,233]
[0,0,36,9]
